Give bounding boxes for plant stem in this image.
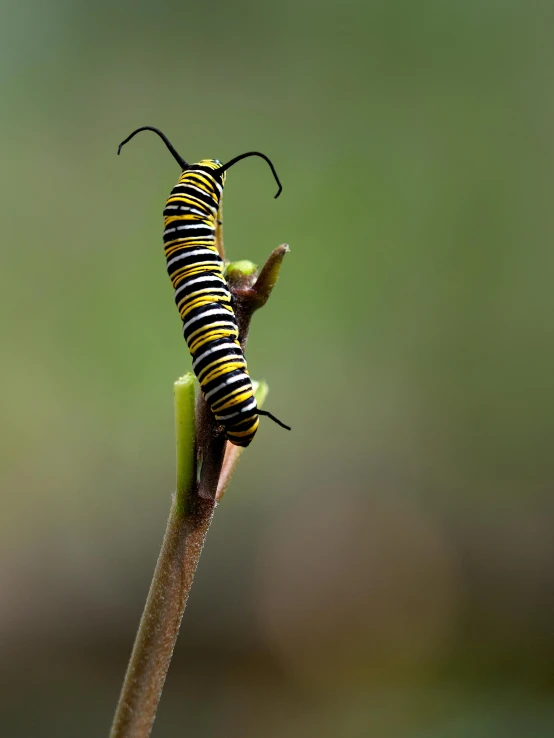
[109,493,215,738]
[109,245,289,738]
[109,374,213,738]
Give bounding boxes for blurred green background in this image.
[2,1,554,736]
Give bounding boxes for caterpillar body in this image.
[118,127,289,447]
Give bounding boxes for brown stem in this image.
[109,494,214,738]
[195,390,227,501]
[110,378,217,738]
[216,441,242,501]
[228,244,290,347]
[109,243,288,738]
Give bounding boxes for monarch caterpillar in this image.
[118,126,290,447]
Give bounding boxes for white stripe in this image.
[192,342,239,369]
[187,169,222,191]
[165,205,207,217]
[176,288,227,305]
[178,275,226,288]
[167,248,217,268]
[216,400,257,421]
[174,276,227,299]
[183,320,236,338]
[166,235,218,244]
[177,182,219,200]
[182,307,233,333]
[176,223,214,230]
[164,223,214,237]
[205,373,245,401]
[197,353,243,376]
[210,177,222,193]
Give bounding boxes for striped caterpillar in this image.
[118,126,289,447]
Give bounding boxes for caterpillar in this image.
[118,126,290,447]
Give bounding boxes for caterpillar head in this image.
[194,158,226,187]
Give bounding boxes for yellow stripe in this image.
[180,175,217,196]
[227,421,259,438]
[196,354,244,382]
[176,289,230,313]
[165,241,219,256]
[199,361,247,386]
[173,268,224,288]
[188,328,238,352]
[164,236,218,248]
[186,321,237,347]
[165,216,211,227]
[178,293,231,316]
[166,196,213,211]
[186,320,236,346]
[212,389,254,412]
[170,260,223,283]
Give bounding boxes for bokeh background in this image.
[2,1,554,736]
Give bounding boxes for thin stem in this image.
[109,493,215,738]
[109,245,289,738]
[109,375,216,738]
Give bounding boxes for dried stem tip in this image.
[225,244,290,312]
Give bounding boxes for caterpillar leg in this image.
[257,410,291,430]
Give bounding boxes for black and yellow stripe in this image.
[118,126,289,447]
[163,160,259,446]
